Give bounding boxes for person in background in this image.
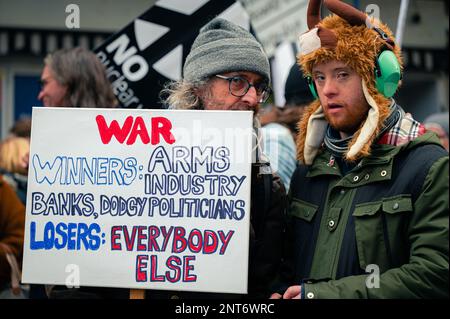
[9,116,32,139]
[38,47,117,108]
[424,112,449,151]
[162,17,287,299]
[7,116,32,180]
[0,174,26,298]
[260,116,297,191]
[272,0,448,299]
[33,47,125,299]
[260,64,316,190]
[0,136,30,204]
[0,120,30,298]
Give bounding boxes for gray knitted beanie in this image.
[183,18,270,84]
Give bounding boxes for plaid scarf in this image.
[377,104,426,146]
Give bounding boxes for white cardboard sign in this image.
[22,107,253,294]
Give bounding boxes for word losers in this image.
[96,115,175,145]
[29,221,102,251]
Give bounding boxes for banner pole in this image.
[130,289,146,299]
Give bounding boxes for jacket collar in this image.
[306,131,441,180]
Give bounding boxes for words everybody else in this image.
[96,115,176,145]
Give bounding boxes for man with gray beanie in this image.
[164,18,271,111]
[161,18,286,299]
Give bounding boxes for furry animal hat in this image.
[296,0,403,164]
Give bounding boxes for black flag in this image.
[94,0,247,109]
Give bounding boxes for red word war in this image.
[96,115,176,145]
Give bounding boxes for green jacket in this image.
[282,132,448,298]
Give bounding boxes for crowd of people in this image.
[0,0,448,300]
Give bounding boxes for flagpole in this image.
[395,0,410,48]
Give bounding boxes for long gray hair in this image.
[45,47,117,108]
[160,79,210,110]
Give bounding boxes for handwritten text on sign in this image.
[22,108,253,293]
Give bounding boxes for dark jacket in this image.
[248,163,287,298]
[278,132,449,298]
[145,163,287,299]
[0,175,26,287]
[0,170,27,205]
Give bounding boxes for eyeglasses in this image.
[215,74,271,103]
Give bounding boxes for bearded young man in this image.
[271,0,448,299]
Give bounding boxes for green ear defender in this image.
[305,48,400,99]
[306,76,318,99]
[375,50,401,98]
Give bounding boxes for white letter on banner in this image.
[122,55,149,81]
[106,34,137,65]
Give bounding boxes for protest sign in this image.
[22,107,253,294]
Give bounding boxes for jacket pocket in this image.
[353,195,412,271]
[289,198,318,222]
[288,198,319,274]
